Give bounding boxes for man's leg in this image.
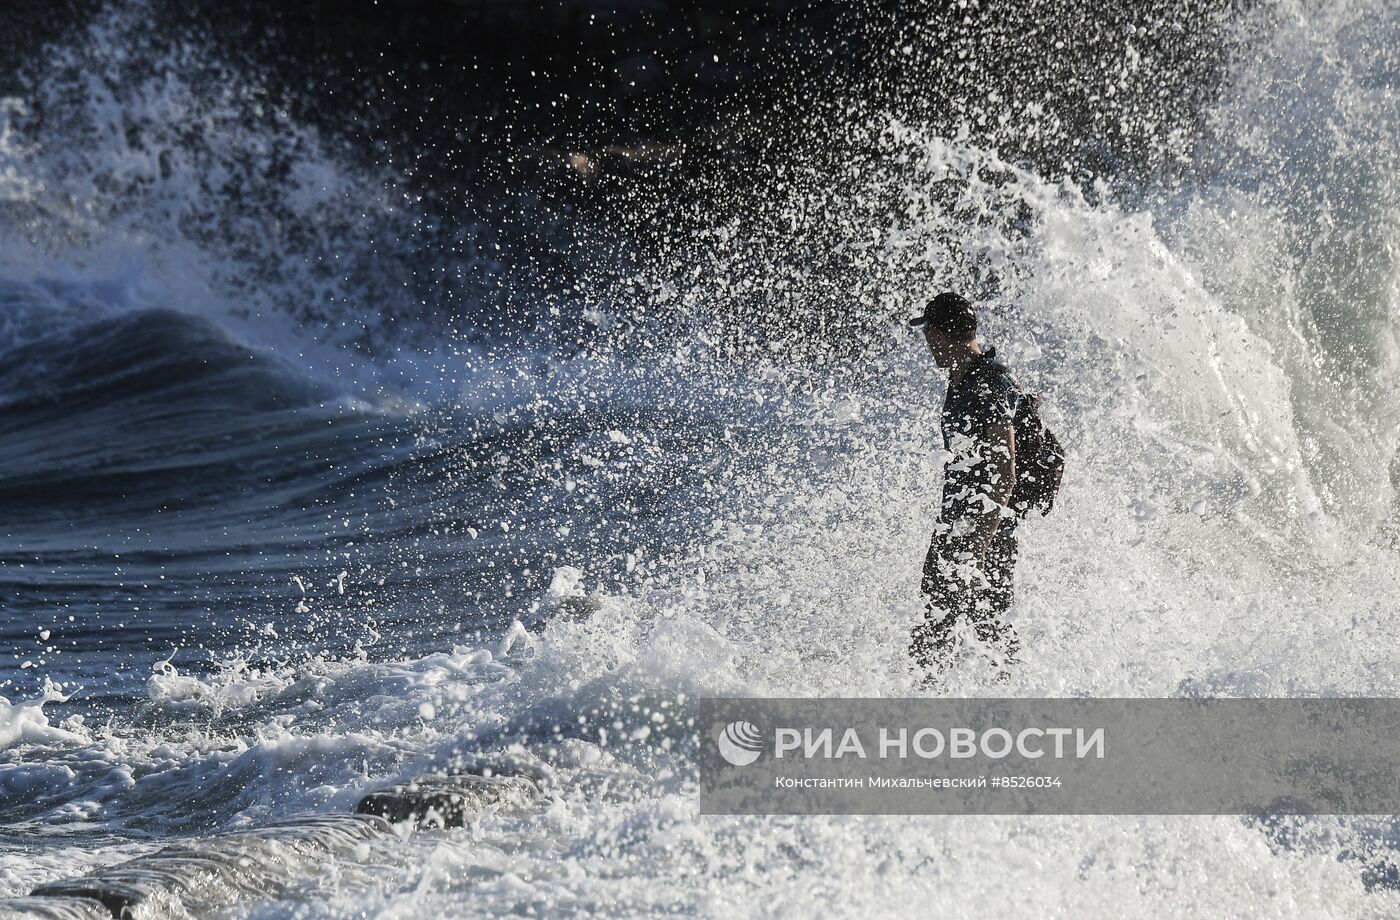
[967,527,1019,667]
[910,607,960,679]
[911,530,969,680]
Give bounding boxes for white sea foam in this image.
[1,0,1397,915]
[0,682,86,752]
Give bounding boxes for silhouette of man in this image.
[909,292,1021,682]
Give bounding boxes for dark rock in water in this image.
[356,772,542,829]
[0,897,110,920]
[28,814,390,918]
[22,776,545,917]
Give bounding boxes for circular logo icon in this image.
[717,720,763,766]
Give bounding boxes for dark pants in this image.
[910,523,1019,680]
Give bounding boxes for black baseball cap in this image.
[908,291,977,340]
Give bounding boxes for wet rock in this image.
[22,775,545,918]
[356,772,542,829]
[28,814,390,918]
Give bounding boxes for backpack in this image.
[1008,391,1065,517]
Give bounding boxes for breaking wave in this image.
[1,0,1398,915]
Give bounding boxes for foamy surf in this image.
[3,0,1400,916]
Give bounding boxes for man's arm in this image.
[969,423,1016,562]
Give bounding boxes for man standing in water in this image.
[909,292,1021,682]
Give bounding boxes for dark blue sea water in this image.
[0,298,756,711]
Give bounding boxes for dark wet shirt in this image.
[940,348,1020,525]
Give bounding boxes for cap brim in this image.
[907,317,928,327]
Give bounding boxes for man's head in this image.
[909,292,977,368]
